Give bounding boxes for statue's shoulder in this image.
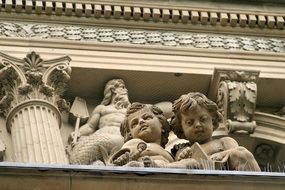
[219,136,237,143]
[92,104,106,113]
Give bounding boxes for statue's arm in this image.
[214,137,261,171]
[221,137,239,150]
[209,137,240,162]
[78,105,103,136]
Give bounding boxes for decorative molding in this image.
[252,111,285,144]
[0,22,284,54]
[209,69,260,134]
[0,0,284,36]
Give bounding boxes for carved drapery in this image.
[210,69,259,134]
[0,52,71,164]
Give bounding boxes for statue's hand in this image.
[183,158,200,169]
[177,147,192,161]
[113,152,130,166]
[68,131,81,146]
[210,151,229,162]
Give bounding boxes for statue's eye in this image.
[185,120,194,126]
[144,115,153,120]
[130,119,138,128]
[200,115,208,123]
[142,113,153,120]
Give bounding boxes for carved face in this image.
[113,83,130,108]
[180,105,213,144]
[113,83,128,96]
[128,107,163,145]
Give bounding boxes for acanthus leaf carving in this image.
[0,51,71,117]
[213,69,259,134]
[228,81,240,102]
[245,82,257,104]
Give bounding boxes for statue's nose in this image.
[139,118,146,125]
[194,121,202,129]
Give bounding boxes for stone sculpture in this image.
[171,92,261,171]
[68,79,130,165]
[109,103,199,169]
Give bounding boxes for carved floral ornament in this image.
[211,69,259,134]
[0,52,71,164]
[0,51,71,118]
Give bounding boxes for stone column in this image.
[0,51,71,164]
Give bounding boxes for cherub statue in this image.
[68,79,131,165]
[109,102,199,169]
[171,92,261,171]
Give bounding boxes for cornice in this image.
[0,0,284,37]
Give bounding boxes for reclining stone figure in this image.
[68,79,130,165]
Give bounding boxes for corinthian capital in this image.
[0,51,71,118]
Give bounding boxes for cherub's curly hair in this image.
[120,102,170,148]
[171,92,223,139]
[101,79,125,105]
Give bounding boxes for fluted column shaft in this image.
[7,100,68,164]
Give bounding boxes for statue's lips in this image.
[140,124,149,131]
[117,92,128,96]
[194,130,204,134]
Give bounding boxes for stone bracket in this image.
[209,68,260,134]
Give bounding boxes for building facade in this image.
[0,0,284,189]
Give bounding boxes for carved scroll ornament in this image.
[215,70,260,134]
[0,52,71,164]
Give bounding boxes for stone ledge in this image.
[0,162,284,190]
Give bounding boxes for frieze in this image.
[0,22,284,53]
